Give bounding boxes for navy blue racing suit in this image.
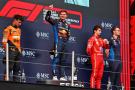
[108,37,122,90]
[45,11,70,77]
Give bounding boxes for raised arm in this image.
[45,10,57,25]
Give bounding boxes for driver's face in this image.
[59,12,67,20]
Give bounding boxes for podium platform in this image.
[0,81,92,90]
[37,80,84,87]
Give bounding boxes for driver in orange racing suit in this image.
[2,15,24,81]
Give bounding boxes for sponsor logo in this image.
[60,82,84,87]
[77,56,89,64]
[0,47,5,55]
[68,36,77,43]
[36,31,49,40]
[22,49,36,58]
[36,72,50,80]
[0,0,82,29]
[101,21,113,29]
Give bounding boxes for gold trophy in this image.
[58,29,68,38]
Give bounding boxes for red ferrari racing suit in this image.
[86,35,109,89]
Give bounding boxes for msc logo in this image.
[77,56,89,64]
[0,47,5,55]
[101,21,113,29]
[68,36,77,43]
[36,72,50,80]
[36,31,49,40]
[22,50,36,58]
[0,0,82,29]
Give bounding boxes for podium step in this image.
[37,80,84,87]
[0,81,91,90]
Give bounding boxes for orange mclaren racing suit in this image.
[2,25,21,50]
[86,35,109,89]
[2,25,21,81]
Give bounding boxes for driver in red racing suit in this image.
[86,25,109,89]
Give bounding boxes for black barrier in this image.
[0,81,89,90]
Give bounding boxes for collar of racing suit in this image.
[94,34,101,39]
[59,19,66,23]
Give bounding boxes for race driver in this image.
[86,25,109,89]
[45,5,70,81]
[2,15,24,81]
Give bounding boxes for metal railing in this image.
[0,43,134,89]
